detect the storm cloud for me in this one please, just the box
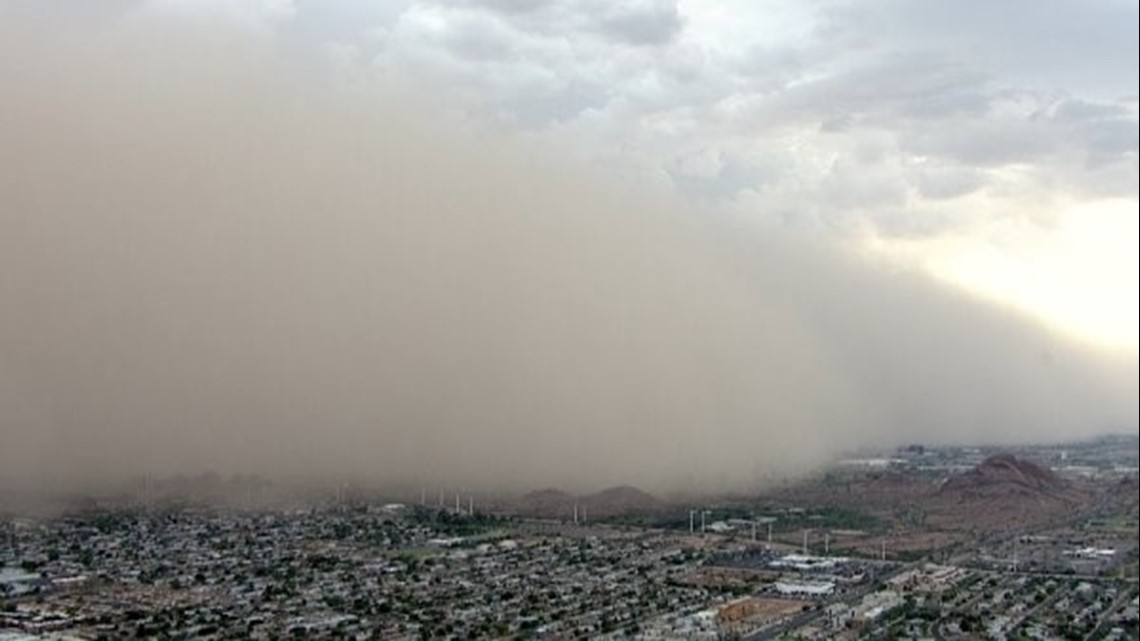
[0,18,1135,493]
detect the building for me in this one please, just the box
[775,579,835,596]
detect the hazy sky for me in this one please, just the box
[0,2,1136,492]
[126,0,1140,348]
[6,1,1137,346]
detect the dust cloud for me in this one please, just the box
[1,17,1135,494]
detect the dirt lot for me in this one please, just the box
[718,597,809,631]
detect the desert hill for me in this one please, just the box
[580,485,661,518]
[511,485,661,519]
[939,453,1066,499]
[515,488,576,517]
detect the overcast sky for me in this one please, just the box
[0,1,1136,491]
[81,0,1139,348]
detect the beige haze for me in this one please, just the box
[0,20,1135,493]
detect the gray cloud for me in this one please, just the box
[447,0,684,46]
[0,22,1135,494]
[593,0,683,46]
[818,0,1139,97]
[912,166,988,201]
[665,149,781,202]
[314,0,1138,236]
